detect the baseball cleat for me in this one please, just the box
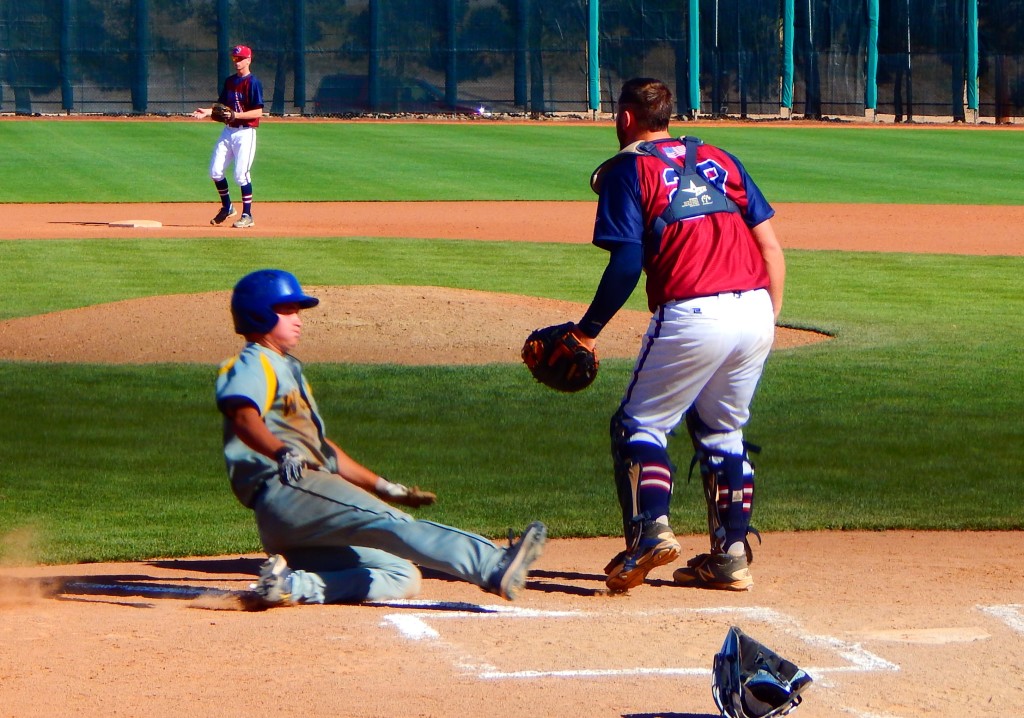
[210,204,237,225]
[253,554,295,606]
[232,213,255,228]
[603,549,628,576]
[488,521,547,601]
[605,521,681,593]
[672,552,753,591]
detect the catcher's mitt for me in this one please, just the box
[712,626,812,718]
[521,322,599,393]
[211,102,235,123]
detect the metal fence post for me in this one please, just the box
[904,0,913,122]
[445,0,457,110]
[515,0,527,107]
[688,0,700,117]
[294,0,306,113]
[588,0,599,114]
[368,0,380,112]
[132,0,149,114]
[966,0,978,121]
[865,0,878,120]
[781,0,794,117]
[61,0,74,112]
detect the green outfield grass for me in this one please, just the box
[0,121,1020,565]
[0,120,1022,203]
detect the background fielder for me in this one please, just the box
[192,44,263,229]
[574,77,786,593]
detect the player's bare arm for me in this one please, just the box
[751,219,786,320]
[324,438,380,492]
[231,107,263,121]
[223,400,288,458]
[326,438,437,507]
[191,106,261,120]
[222,402,382,494]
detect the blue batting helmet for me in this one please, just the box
[230,269,319,335]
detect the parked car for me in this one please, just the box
[312,74,489,115]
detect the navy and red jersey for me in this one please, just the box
[593,138,774,310]
[218,73,264,128]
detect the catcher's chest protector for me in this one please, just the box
[639,136,740,241]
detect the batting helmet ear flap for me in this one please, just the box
[231,269,319,335]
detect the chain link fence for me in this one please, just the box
[1,0,1021,121]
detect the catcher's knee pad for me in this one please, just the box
[610,409,674,544]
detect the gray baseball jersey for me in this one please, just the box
[216,342,509,603]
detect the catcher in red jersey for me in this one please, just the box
[574,78,786,593]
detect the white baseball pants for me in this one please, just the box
[620,288,775,454]
[209,125,256,186]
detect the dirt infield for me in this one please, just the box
[3,201,1024,256]
[1,533,1021,718]
[0,201,1021,718]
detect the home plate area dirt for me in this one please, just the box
[0,201,1021,718]
[0,532,1021,718]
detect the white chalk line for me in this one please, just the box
[979,604,1024,633]
[376,600,898,680]
[65,586,1011,685]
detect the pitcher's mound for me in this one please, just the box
[0,285,829,365]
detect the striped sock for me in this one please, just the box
[240,183,253,215]
[636,461,673,521]
[214,178,231,208]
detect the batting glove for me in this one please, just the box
[276,447,305,486]
[375,477,437,508]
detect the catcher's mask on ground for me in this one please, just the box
[711,626,812,718]
[231,269,319,335]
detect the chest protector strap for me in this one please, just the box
[640,136,739,241]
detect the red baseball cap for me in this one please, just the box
[231,45,252,59]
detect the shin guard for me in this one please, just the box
[610,410,675,548]
[686,408,760,560]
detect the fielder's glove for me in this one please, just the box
[211,102,235,123]
[276,447,304,486]
[521,322,599,393]
[375,477,437,508]
[712,626,812,718]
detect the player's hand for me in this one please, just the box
[191,108,211,119]
[375,477,437,508]
[276,447,304,486]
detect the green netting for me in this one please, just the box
[701,0,783,116]
[798,0,869,117]
[0,0,1020,119]
[978,0,1024,121]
